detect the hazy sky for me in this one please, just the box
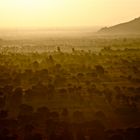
[0,0,139,28]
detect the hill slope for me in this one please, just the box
[98,17,140,34]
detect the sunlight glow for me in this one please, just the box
[0,0,139,28]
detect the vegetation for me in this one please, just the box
[0,37,140,139]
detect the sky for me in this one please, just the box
[0,0,139,28]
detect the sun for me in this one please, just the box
[15,0,61,9]
[16,0,39,9]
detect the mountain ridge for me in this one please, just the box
[98,17,140,34]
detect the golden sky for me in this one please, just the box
[0,0,139,28]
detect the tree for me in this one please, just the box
[95,65,105,75]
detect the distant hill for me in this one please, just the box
[98,17,140,35]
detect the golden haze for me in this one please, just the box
[0,0,139,28]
